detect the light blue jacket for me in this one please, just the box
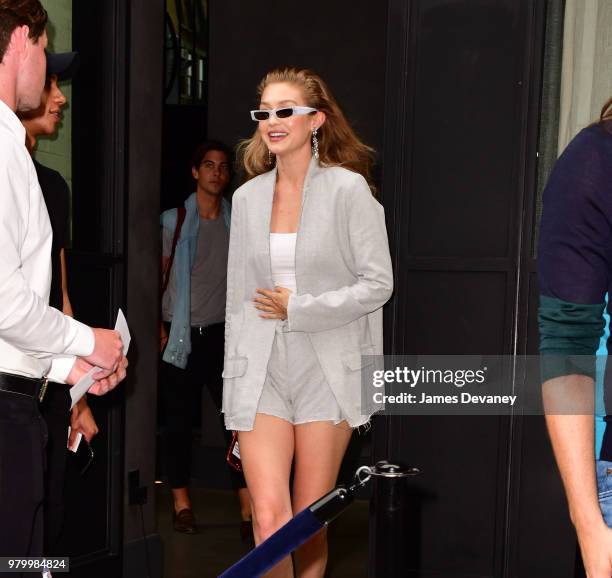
[161,192,231,368]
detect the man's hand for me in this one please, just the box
[84,328,123,370]
[88,355,128,395]
[65,355,128,395]
[575,521,612,578]
[253,287,291,320]
[69,397,98,446]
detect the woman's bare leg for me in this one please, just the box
[239,413,295,578]
[292,421,352,578]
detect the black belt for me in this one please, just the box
[191,322,224,336]
[0,372,48,402]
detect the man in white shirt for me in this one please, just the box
[0,0,127,561]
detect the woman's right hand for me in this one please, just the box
[253,286,291,320]
[160,322,169,352]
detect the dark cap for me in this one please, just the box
[45,51,79,81]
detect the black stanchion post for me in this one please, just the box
[369,460,420,578]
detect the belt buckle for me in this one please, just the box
[38,377,49,402]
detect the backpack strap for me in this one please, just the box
[161,206,186,296]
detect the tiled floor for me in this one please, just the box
[156,484,368,578]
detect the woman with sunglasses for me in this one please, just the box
[223,67,393,577]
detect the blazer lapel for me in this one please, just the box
[249,168,277,282]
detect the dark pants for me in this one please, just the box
[39,385,71,555]
[160,322,245,490]
[0,389,46,565]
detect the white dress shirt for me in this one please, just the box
[0,99,94,382]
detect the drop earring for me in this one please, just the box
[312,127,319,160]
[268,149,273,165]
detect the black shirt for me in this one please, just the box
[34,160,70,311]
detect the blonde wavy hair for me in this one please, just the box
[237,67,376,192]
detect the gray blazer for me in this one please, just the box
[222,158,393,430]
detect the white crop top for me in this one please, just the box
[269,233,297,294]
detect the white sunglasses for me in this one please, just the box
[250,106,318,122]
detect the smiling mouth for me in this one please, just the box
[268,132,288,142]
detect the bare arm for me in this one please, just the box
[69,396,99,446]
[544,376,612,577]
[60,249,74,318]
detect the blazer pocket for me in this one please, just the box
[222,357,248,378]
[341,346,376,371]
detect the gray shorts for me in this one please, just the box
[256,323,346,425]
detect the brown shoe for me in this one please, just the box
[173,508,197,534]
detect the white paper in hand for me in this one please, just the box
[69,309,131,409]
[115,309,131,352]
